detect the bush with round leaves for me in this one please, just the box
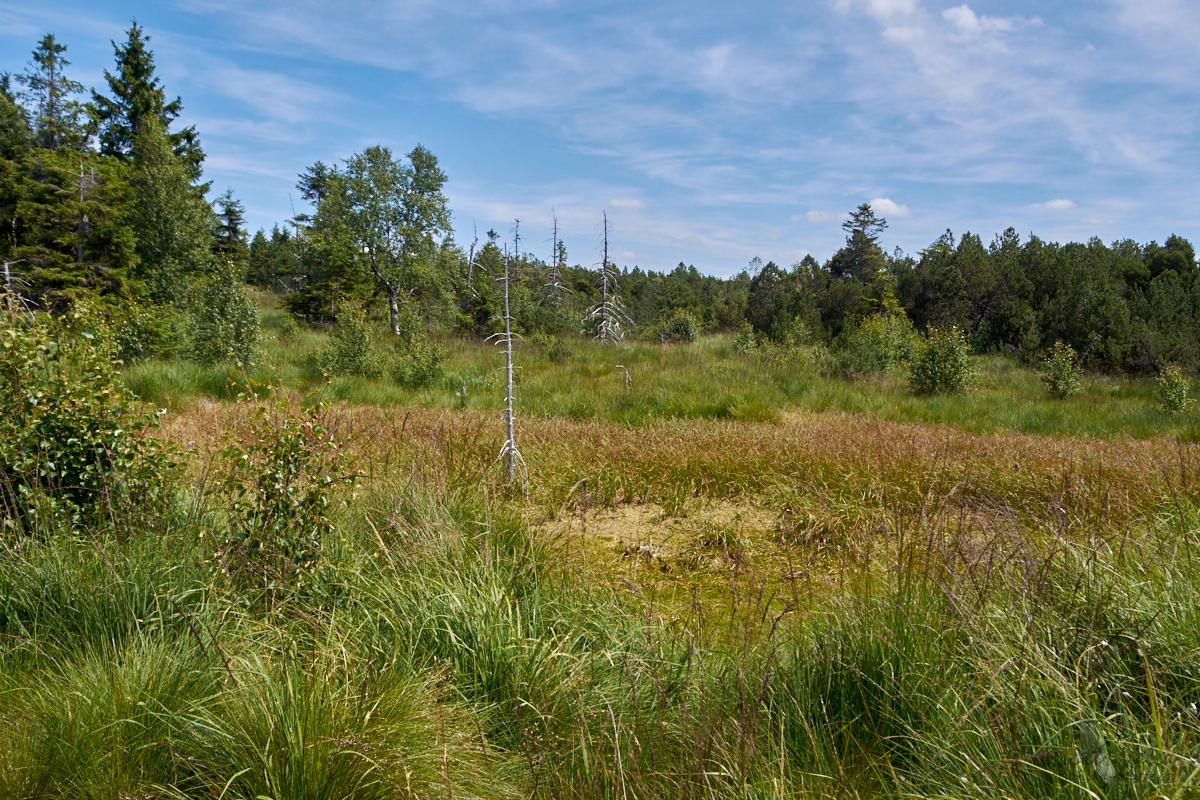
[191,268,260,366]
[320,306,383,379]
[908,325,975,395]
[838,312,919,377]
[0,307,177,534]
[733,321,758,354]
[390,304,443,389]
[1039,340,1082,399]
[658,309,699,344]
[111,302,187,364]
[1156,365,1193,415]
[212,398,355,606]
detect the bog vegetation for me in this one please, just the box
[1,25,1200,800]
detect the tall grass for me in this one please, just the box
[7,300,1200,797]
[4,404,1199,797]
[123,298,1198,438]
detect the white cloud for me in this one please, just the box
[610,198,645,209]
[1033,199,1075,210]
[803,210,833,222]
[837,0,918,23]
[941,5,1036,37]
[1081,216,1116,226]
[869,197,911,217]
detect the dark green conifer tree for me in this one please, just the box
[90,22,205,180]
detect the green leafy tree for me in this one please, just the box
[0,307,176,533]
[838,311,919,377]
[1039,341,1082,399]
[343,144,452,336]
[15,34,87,150]
[126,116,213,303]
[214,400,353,603]
[89,22,204,179]
[320,304,382,378]
[1156,365,1193,414]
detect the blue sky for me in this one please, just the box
[3,0,1198,276]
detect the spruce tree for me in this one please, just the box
[90,22,205,179]
[213,188,248,266]
[16,34,86,149]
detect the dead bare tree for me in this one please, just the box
[542,208,573,306]
[584,211,630,342]
[491,245,527,485]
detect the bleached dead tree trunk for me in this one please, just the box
[493,245,526,485]
[542,209,573,306]
[585,211,630,342]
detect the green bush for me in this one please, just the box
[320,306,383,378]
[212,400,354,603]
[271,312,300,340]
[838,312,919,377]
[191,269,260,366]
[733,321,757,353]
[392,337,443,388]
[1156,365,1193,414]
[908,325,975,395]
[658,309,699,344]
[1039,340,1082,399]
[111,303,186,364]
[0,308,176,533]
[533,332,571,363]
[390,304,443,388]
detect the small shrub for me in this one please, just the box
[191,268,260,366]
[533,332,571,363]
[838,312,919,377]
[0,308,176,534]
[392,337,443,388]
[1156,365,1193,414]
[390,304,443,388]
[1040,340,1082,399]
[212,399,354,604]
[733,321,757,353]
[272,313,299,340]
[320,306,382,378]
[908,325,975,395]
[658,309,699,344]
[111,303,186,364]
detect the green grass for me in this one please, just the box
[3,452,1199,798]
[121,299,1198,439]
[5,297,1199,797]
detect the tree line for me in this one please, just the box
[3,27,1198,375]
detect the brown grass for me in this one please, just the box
[158,400,1198,621]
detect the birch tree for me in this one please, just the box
[343,144,451,336]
